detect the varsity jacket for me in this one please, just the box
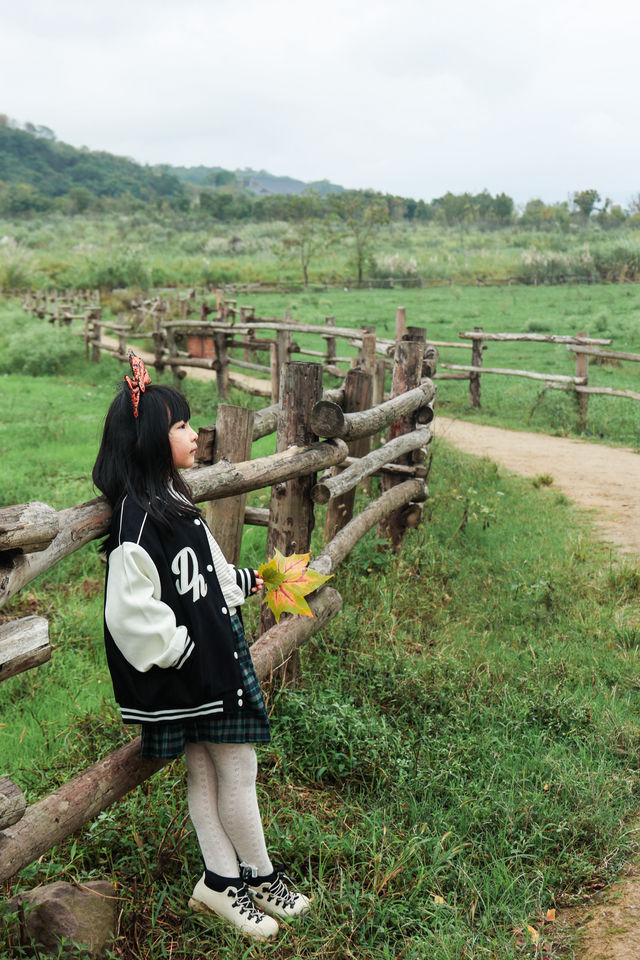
[103,495,256,724]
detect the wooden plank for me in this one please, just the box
[0,616,50,682]
[0,503,59,555]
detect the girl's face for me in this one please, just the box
[169,420,198,470]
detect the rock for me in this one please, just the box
[7,880,116,958]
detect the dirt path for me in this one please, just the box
[436,416,640,959]
[436,417,640,558]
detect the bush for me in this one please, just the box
[0,325,84,376]
[0,237,35,290]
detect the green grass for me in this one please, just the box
[2,299,640,957]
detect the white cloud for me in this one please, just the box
[1,0,639,203]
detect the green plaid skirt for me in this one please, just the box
[140,613,270,758]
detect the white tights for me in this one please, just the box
[185,741,273,879]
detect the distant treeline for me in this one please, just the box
[1,118,638,232]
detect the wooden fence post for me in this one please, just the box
[152,310,165,374]
[325,317,336,368]
[90,308,102,364]
[324,367,373,542]
[204,405,255,565]
[214,332,229,399]
[395,306,407,341]
[575,329,589,431]
[261,362,324,678]
[469,326,483,407]
[379,330,427,549]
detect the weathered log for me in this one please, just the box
[252,403,279,440]
[244,506,270,526]
[250,586,342,679]
[0,586,341,882]
[187,438,348,504]
[313,427,432,504]
[469,326,483,408]
[229,357,271,374]
[0,502,59,555]
[312,479,428,576]
[440,364,587,384]
[324,367,373,541]
[261,363,323,652]
[545,382,640,401]
[204,405,254,565]
[0,499,110,611]
[0,616,50,682]
[567,345,640,363]
[381,336,427,547]
[311,380,435,440]
[459,331,612,345]
[0,778,27,830]
[195,424,216,463]
[575,329,590,430]
[0,440,348,609]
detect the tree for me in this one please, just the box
[281,193,333,288]
[329,190,389,286]
[572,189,601,219]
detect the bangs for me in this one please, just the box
[158,386,191,426]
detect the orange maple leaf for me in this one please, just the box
[258,549,332,623]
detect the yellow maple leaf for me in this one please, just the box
[258,549,332,623]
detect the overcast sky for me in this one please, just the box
[2,0,638,207]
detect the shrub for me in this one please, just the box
[0,325,84,376]
[0,237,35,290]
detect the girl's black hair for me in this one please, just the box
[92,382,199,530]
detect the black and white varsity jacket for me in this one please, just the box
[103,495,256,724]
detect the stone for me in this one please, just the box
[6,880,116,958]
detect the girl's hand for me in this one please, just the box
[251,573,264,594]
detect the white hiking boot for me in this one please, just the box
[189,874,279,939]
[248,871,311,920]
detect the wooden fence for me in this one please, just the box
[0,334,435,885]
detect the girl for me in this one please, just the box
[92,354,309,940]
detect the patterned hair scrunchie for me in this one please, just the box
[125,352,152,418]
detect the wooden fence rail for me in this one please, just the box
[0,346,435,883]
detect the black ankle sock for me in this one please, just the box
[249,868,277,886]
[203,869,242,892]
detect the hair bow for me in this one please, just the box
[125,352,152,418]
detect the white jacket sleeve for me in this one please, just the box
[105,542,193,673]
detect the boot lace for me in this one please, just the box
[229,884,268,922]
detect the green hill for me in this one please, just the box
[0,118,186,211]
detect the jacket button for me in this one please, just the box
[194,518,201,525]
[234,652,239,659]
[237,689,243,696]
[221,606,228,615]
[238,699,243,707]
[207,564,213,572]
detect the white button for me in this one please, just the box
[238,699,243,707]
[207,564,213,572]
[221,606,227,615]
[237,689,243,696]
[234,652,239,659]
[194,518,201,525]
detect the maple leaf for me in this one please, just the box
[257,549,332,623]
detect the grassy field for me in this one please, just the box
[2,296,640,958]
[2,213,640,291]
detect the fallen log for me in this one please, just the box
[311,381,435,440]
[0,503,59,555]
[0,587,342,882]
[312,427,432,504]
[0,616,51,682]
